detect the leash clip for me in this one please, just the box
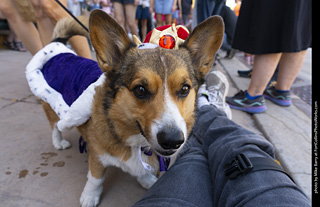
[224,153,253,179]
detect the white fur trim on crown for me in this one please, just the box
[137,43,159,50]
[26,42,105,132]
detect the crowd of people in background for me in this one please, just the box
[0,0,250,59]
[0,0,197,52]
[0,0,311,115]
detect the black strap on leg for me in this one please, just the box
[224,153,295,183]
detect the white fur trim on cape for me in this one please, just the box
[26,42,105,132]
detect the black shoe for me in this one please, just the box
[237,69,252,78]
[226,90,267,113]
[264,86,291,107]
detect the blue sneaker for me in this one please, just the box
[264,86,291,106]
[226,90,267,113]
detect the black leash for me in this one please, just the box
[54,0,89,33]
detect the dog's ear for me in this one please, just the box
[89,10,134,72]
[182,16,224,83]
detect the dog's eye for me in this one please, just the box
[133,85,150,99]
[178,84,190,97]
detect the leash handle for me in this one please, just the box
[54,0,89,33]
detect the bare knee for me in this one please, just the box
[0,0,19,20]
[31,0,67,22]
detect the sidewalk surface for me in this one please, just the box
[0,48,312,206]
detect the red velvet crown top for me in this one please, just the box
[143,24,189,49]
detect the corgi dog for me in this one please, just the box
[26,10,223,207]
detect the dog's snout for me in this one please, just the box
[157,128,184,150]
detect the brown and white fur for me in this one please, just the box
[43,10,224,207]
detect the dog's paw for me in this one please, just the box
[52,124,72,150]
[137,173,158,189]
[80,193,100,207]
[53,138,71,150]
[80,172,104,207]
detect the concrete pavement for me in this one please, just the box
[0,47,312,206]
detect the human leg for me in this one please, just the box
[198,74,306,206]
[10,28,27,52]
[0,0,42,55]
[155,13,163,27]
[3,29,16,50]
[164,14,172,25]
[141,19,148,41]
[113,2,126,29]
[247,53,281,96]
[226,53,281,113]
[276,50,308,91]
[194,105,310,206]
[124,3,138,36]
[31,0,60,45]
[131,136,213,207]
[31,0,91,58]
[263,50,307,107]
[68,36,92,59]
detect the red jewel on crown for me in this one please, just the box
[159,35,175,49]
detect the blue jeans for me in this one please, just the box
[132,105,311,207]
[196,0,225,24]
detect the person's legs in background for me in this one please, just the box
[276,50,308,91]
[124,3,138,37]
[113,2,126,29]
[31,0,91,58]
[0,0,42,55]
[263,50,308,106]
[155,13,163,27]
[164,14,172,25]
[247,53,281,96]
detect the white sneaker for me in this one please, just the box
[200,70,232,119]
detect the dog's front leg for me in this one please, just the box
[80,154,106,207]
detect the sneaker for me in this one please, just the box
[204,70,232,119]
[226,90,267,113]
[264,86,291,106]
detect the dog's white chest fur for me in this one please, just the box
[97,136,158,190]
[98,149,148,177]
[98,134,157,177]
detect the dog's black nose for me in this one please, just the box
[157,128,184,150]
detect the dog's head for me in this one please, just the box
[89,10,224,156]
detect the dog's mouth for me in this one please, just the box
[136,120,185,157]
[154,148,177,157]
